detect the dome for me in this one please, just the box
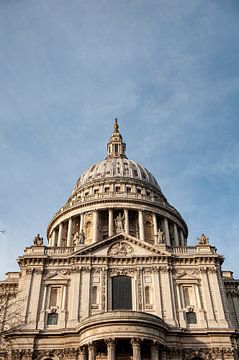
[73,118,161,193]
[74,158,161,191]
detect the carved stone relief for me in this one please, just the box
[108,242,134,256]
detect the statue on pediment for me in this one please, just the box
[74,230,85,246]
[156,229,164,244]
[114,213,125,233]
[197,233,209,245]
[33,234,43,246]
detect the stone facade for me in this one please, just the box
[0,119,238,359]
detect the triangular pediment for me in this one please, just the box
[174,271,199,281]
[72,232,171,257]
[44,272,68,282]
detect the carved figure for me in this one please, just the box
[33,233,43,246]
[73,231,79,245]
[79,230,85,244]
[73,229,85,246]
[156,229,164,243]
[197,233,209,245]
[108,241,134,256]
[114,213,125,233]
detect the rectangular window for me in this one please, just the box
[112,276,132,310]
[186,311,197,324]
[49,287,58,307]
[183,287,191,307]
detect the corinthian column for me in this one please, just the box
[57,223,63,247]
[80,213,84,232]
[138,210,145,241]
[92,210,99,243]
[131,338,141,360]
[173,223,179,246]
[79,346,87,360]
[153,213,158,244]
[88,343,96,360]
[67,218,73,247]
[124,208,129,234]
[106,338,115,360]
[109,209,114,236]
[151,342,159,360]
[50,229,56,247]
[163,218,170,246]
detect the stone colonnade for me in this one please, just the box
[78,338,164,360]
[49,208,185,247]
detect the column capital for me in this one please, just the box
[105,337,115,346]
[131,337,142,347]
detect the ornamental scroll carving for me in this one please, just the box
[108,242,134,256]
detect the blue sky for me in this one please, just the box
[0,0,239,278]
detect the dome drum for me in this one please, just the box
[47,122,188,248]
[48,206,187,248]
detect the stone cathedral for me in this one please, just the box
[0,120,239,360]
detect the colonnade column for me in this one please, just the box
[80,213,84,233]
[179,229,184,246]
[79,346,87,360]
[151,342,159,360]
[124,208,129,234]
[109,209,114,237]
[138,210,145,241]
[163,218,170,246]
[173,223,179,246]
[153,213,158,244]
[67,218,73,247]
[50,230,56,247]
[106,339,115,360]
[93,211,99,243]
[131,338,141,360]
[88,343,96,360]
[57,223,63,247]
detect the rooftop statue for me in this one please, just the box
[197,233,209,245]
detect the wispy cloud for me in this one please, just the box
[0,0,239,277]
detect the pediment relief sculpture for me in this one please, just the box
[108,241,134,256]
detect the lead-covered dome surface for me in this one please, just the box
[74,157,161,190]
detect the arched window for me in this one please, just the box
[92,286,98,305]
[112,276,132,310]
[145,286,151,305]
[47,312,58,325]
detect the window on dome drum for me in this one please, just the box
[186,311,197,324]
[112,276,132,310]
[126,186,131,193]
[47,312,58,325]
[115,186,121,192]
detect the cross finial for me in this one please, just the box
[114,118,119,133]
